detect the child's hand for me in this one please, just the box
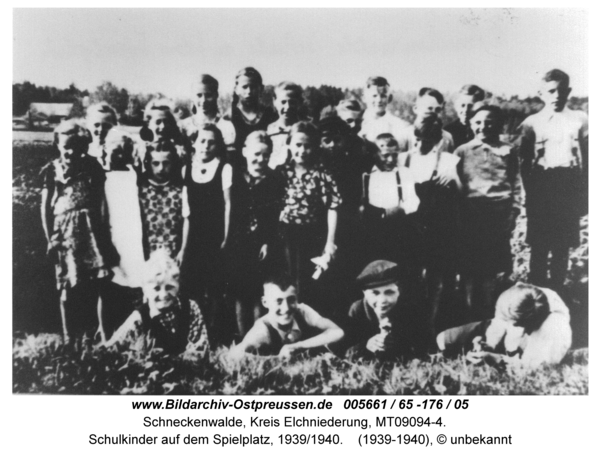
[279,343,300,359]
[323,241,337,259]
[366,334,386,353]
[176,250,185,266]
[220,239,228,250]
[434,170,455,187]
[258,244,268,261]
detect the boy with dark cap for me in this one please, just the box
[343,260,416,360]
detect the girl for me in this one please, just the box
[228,131,285,337]
[278,121,341,313]
[398,116,462,348]
[455,105,522,320]
[100,128,146,341]
[40,119,112,344]
[139,139,184,261]
[229,67,277,159]
[180,123,233,345]
[140,100,186,164]
[85,102,117,169]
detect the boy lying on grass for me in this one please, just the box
[436,282,572,369]
[228,273,344,359]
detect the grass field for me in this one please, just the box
[12,140,589,395]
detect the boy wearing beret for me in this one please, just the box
[343,260,416,360]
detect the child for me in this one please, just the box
[344,260,416,360]
[106,249,209,355]
[455,105,522,319]
[396,87,455,153]
[277,121,341,311]
[358,76,409,144]
[40,119,112,343]
[180,123,233,345]
[267,81,304,168]
[229,273,343,358]
[437,282,572,369]
[336,99,364,135]
[85,102,118,169]
[180,74,236,162]
[519,69,588,293]
[139,139,184,261]
[140,101,186,161]
[445,84,486,148]
[360,133,419,270]
[398,116,461,348]
[228,67,277,154]
[228,131,285,337]
[99,128,146,341]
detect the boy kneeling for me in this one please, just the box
[230,273,344,358]
[344,260,416,360]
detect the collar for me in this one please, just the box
[370,164,398,173]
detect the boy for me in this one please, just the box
[358,76,410,144]
[336,99,364,135]
[344,260,416,359]
[396,87,455,153]
[360,134,419,268]
[85,102,118,169]
[445,84,486,148]
[229,273,344,358]
[180,74,236,161]
[519,69,588,292]
[267,81,304,168]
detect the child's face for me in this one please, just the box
[414,95,444,123]
[86,112,114,144]
[289,132,315,166]
[56,125,87,166]
[273,89,300,121]
[454,94,478,125]
[194,84,219,116]
[149,151,173,183]
[320,132,346,156]
[364,85,390,115]
[148,110,169,141]
[539,80,571,112]
[144,274,180,316]
[338,110,362,133]
[375,140,399,171]
[470,110,501,142]
[243,142,271,175]
[106,138,133,170]
[235,75,261,107]
[364,283,400,320]
[193,129,219,163]
[262,284,298,328]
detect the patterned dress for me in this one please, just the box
[139,178,184,259]
[41,157,111,291]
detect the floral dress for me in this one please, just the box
[41,157,111,291]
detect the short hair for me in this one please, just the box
[471,104,504,123]
[274,81,303,101]
[542,69,570,88]
[336,99,364,115]
[418,87,445,105]
[458,84,486,103]
[286,121,319,145]
[495,283,550,328]
[143,248,180,285]
[264,272,296,292]
[86,102,118,125]
[194,74,219,93]
[318,115,351,136]
[366,76,390,89]
[104,128,136,164]
[414,116,443,143]
[375,132,399,149]
[244,130,273,150]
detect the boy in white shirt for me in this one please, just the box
[267,81,304,168]
[519,69,588,292]
[358,76,410,145]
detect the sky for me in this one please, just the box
[13,8,588,100]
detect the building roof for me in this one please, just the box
[29,103,73,118]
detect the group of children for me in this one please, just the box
[40,67,585,367]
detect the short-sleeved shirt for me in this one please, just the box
[279,163,342,225]
[267,121,292,169]
[241,304,329,355]
[519,107,588,169]
[396,125,455,153]
[366,165,420,214]
[398,145,460,184]
[359,110,410,144]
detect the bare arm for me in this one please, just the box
[41,188,53,246]
[324,209,338,255]
[221,186,231,249]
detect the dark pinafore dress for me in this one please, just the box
[181,161,226,300]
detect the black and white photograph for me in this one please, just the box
[12,7,588,396]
